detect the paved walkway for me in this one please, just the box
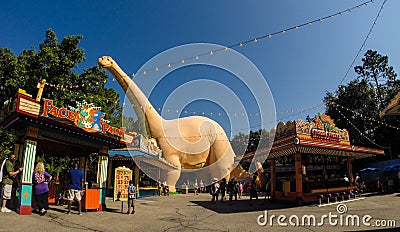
[0,193,399,231]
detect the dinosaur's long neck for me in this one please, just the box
[106,62,163,138]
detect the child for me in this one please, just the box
[127,180,136,214]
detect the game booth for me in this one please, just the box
[242,114,384,203]
[0,85,136,215]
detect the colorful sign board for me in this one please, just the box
[113,166,132,202]
[41,99,126,139]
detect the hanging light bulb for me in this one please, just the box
[253,38,257,42]
[195,56,199,60]
[181,59,185,64]
[155,67,159,71]
[210,51,213,55]
[168,64,171,68]
[239,43,243,47]
[268,35,272,38]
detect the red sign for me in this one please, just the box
[311,128,341,142]
[41,99,125,139]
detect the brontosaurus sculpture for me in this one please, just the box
[99,56,239,188]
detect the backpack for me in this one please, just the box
[0,158,8,183]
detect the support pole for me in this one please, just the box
[19,127,38,215]
[295,153,303,197]
[134,164,140,198]
[97,146,109,211]
[270,159,276,198]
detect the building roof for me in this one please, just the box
[380,91,400,117]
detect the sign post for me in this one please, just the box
[114,167,132,213]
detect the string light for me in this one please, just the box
[335,107,385,148]
[124,0,373,78]
[337,0,387,86]
[331,102,400,130]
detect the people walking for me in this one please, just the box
[1,154,23,213]
[32,162,52,216]
[126,180,136,214]
[238,182,243,199]
[220,178,227,202]
[199,179,204,193]
[210,178,219,204]
[67,163,84,215]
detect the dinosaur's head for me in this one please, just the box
[98,56,114,68]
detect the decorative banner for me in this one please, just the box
[113,166,132,202]
[40,99,126,139]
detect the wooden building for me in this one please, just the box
[245,114,384,203]
[0,90,129,214]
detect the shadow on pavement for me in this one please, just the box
[190,199,297,214]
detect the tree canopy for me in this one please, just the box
[324,50,400,159]
[0,29,122,160]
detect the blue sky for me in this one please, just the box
[1,0,399,135]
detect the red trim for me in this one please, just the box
[99,204,106,211]
[19,205,32,215]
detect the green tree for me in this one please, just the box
[354,50,398,109]
[324,50,400,158]
[0,29,123,161]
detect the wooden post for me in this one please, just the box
[347,158,354,185]
[270,159,276,197]
[19,127,39,215]
[295,153,303,197]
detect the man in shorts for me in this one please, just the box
[67,163,84,215]
[1,154,23,213]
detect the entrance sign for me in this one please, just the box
[41,99,126,139]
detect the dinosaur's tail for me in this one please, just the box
[230,163,254,179]
[230,162,269,191]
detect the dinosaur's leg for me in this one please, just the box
[164,155,181,192]
[208,137,235,182]
[255,161,268,191]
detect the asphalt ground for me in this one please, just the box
[0,192,399,232]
